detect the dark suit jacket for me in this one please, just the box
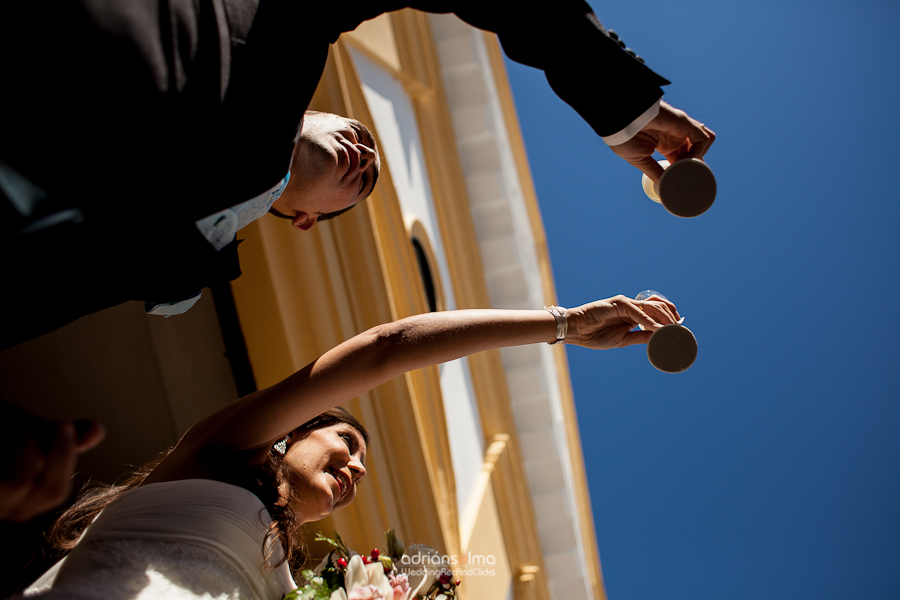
[0,0,668,347]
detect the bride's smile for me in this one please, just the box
[282,423,367,521]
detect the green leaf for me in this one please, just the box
[384,529,405,560]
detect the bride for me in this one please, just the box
[23,295,679,599]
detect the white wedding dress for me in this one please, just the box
[23,479,297,600]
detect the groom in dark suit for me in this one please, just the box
[0,0,714,349]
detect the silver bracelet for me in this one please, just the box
[543,305,568,345]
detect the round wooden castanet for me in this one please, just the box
[658,158,716,218]
[646,324,697,373]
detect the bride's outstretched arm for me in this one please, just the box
[180,295,680,455]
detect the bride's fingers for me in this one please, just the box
[618,328,653,347]
[616,298,663,331]
[644,294,679,314]
[656,296,682,322]
[643,300,678,324]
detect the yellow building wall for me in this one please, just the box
[464,484,512,600]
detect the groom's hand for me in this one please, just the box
[611,101,716,185]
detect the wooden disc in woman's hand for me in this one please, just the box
[647,324,697,373]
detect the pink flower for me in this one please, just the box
[389,573,411,600]
[347,585,383,600]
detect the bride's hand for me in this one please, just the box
[565,295,682,349]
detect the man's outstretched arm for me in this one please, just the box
[410,1,714,179]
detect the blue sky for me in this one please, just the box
[505,1,900,598]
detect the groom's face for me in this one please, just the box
[269,113,380,231]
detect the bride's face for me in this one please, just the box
[282,422,367,522]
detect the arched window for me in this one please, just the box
[405,217,445,313]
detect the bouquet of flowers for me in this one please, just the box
[284,530,460,600]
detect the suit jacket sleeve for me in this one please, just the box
[405,0,671,137]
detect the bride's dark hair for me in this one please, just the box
[49,407,368,571]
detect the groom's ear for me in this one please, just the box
[291,212,317,231]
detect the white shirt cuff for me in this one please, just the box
[601,100,661,146]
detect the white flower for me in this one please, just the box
[313,554,332,575]
[343,555,393,600]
